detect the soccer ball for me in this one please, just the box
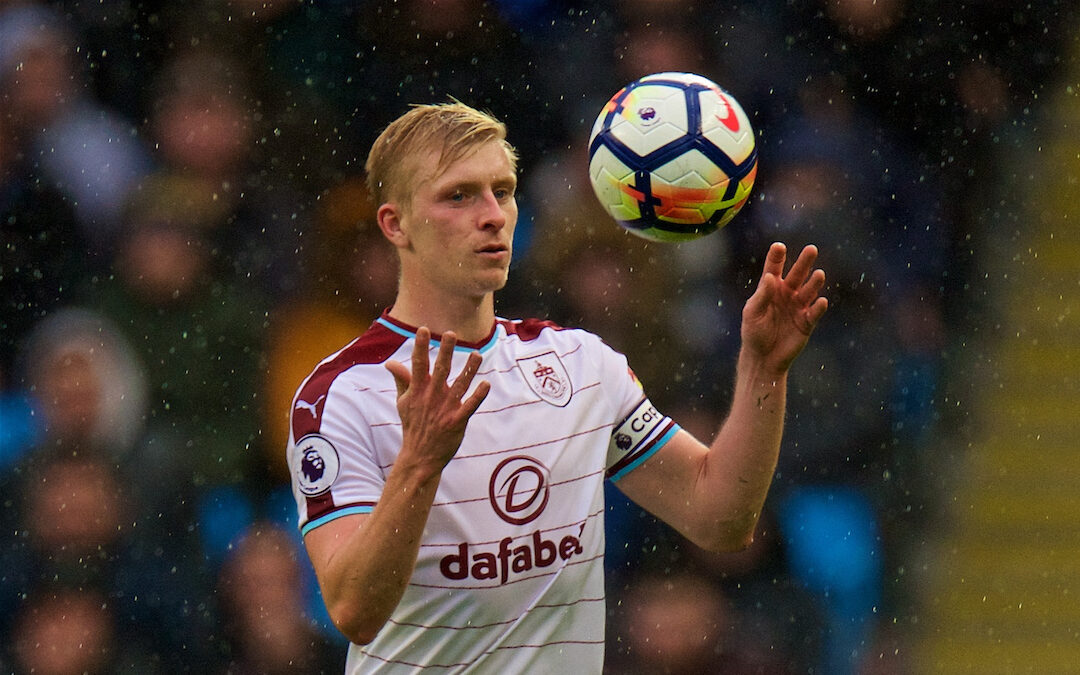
[588,72,757,242]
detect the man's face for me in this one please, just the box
[397,140,518,299]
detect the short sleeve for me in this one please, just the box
[287,370,392,535]
[591,338,680,481]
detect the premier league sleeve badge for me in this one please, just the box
[293,434,341,496]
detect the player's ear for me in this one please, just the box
[376,202,409,248]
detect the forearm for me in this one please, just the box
[308,329,490,644]
[695,349,787,549]
[622,243,824,552]
[316,461,441,644]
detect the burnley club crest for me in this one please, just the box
[517,351,573,407]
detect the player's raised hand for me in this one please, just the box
[741,242,828,374]
[385,328,490,474]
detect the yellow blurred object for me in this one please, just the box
[263,301,370,483]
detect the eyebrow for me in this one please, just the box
[439,174,518,193]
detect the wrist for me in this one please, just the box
[733,351,788,417]
[389,448,445,494]
[737,348,791,383]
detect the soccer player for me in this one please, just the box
[287,101,828,673]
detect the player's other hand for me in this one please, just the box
[741,242,828,374]
[385,328,490,475]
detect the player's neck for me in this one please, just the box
[388,287,496,344]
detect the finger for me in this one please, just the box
[412,327,432,384]
[806,296,829,327]
[385,360,411,398]
[784,244,819,290]
[459,380,491,417]
[431,331,457,384]
[761,242,787,280]
[797,268,827,305]
[449,350,483,398]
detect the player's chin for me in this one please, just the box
[472,268,510,294]
[490,270,511,291]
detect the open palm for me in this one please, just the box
[741,242,829,374]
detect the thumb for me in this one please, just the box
[385,360,411,398]
[746,272,777,319]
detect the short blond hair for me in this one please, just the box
[364,101,518,207]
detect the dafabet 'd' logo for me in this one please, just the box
[439,455,584,583]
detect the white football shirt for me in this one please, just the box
[287,312,678,673]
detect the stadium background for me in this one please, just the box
[2,0,1078,672]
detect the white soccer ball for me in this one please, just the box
[588,72,758,242]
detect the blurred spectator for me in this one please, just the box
[607,569,787,674]
[0,2,152,247]
[20,454,129,581]
[149,50,252,188]
[0,448,218,671]
[692,511,826,672]
[824,0,904,43]
[216,521,344,674]
[0,306,147,498]
[138,46,312,305]
[16,308,148,458]
[9,585,125,675]
[90,182,267,493]
[0,307,220,669]
[614,0,714,81]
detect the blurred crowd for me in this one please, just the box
[1,0,1074,672]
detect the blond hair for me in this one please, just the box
[365,101,518,207]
